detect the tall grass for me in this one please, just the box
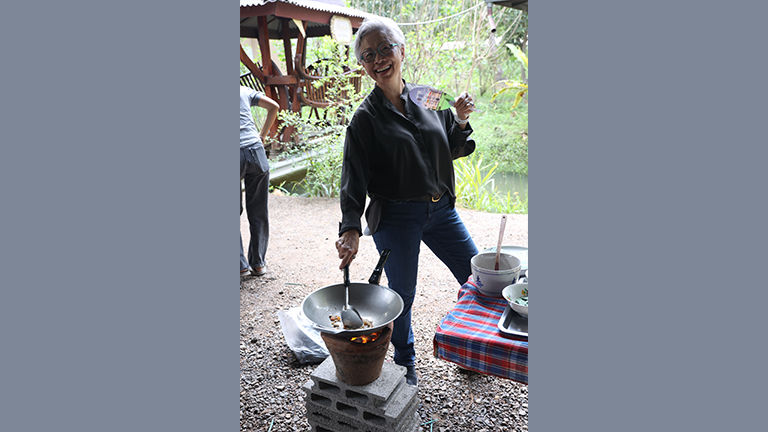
[453,153,527,214]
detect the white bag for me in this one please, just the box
[276,307,329,364]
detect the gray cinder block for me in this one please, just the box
[306,398,418,431]
[303,357,421,432]
[309,357,406,405]
[307,406,420,432]
[303,378,418,421]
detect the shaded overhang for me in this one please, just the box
[240,0,376,39]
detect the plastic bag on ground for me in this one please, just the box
[277,307,329,364]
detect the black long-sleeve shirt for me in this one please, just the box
[339,82,475,236]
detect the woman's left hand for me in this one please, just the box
[454,92,475,122]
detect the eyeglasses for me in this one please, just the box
[359,42,399,64]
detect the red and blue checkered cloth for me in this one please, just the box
[433,281,528,384]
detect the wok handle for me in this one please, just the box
[368,249,391,285]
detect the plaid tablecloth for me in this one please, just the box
[433,281,528,384]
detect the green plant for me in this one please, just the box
[467,94,528,176]
[482,111,528,175]
[453,153,527,214]
[454,153,497,204]
[492,43,528,109]
[302,137,345,197]
[275,112,345,197]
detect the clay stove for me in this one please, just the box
[320,324,392,386]
[303,323,419,432]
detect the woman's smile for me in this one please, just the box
[359,31,403,90]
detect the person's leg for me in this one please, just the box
[245,171,269,269]
[243,146,270,270]
[240,149,251,275]
[372,201,426,368]
[240,236,250,273]
[422,197,478,285]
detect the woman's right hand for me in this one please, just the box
[335,230,360,269]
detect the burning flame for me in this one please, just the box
[350,331,381,344]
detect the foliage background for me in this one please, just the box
[243,1,528,213]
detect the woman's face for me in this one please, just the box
[358,31,404,89]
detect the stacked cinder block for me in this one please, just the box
[302,357,420,432]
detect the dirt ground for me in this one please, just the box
[240,192,528,432]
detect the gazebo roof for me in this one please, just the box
[240,0,376,39]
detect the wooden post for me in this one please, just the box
[257,16,274,101]
[256,16,283,142]
[282,19,294,77]
[296,27,306,71]
[240,44,266,83]
[294,20,307,122]
[280,19,298,142]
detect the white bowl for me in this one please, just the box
[471,252,521,297]
[503,283,528,318]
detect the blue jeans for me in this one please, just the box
[372,195,478,367]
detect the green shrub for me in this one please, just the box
[300,137,344,198]
[469,99,528,176]
[453,153,527,214]
[485,127,528,176]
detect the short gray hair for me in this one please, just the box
[353,17,406,61]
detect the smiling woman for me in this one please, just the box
[351,19,407,111]
[334,16,482,387]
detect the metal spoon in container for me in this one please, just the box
[340,265,364,329]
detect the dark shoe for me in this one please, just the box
[240,269,253,280]
[405,365,418,386]
[253,265,267,276]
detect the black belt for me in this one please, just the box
[387,192,445,203]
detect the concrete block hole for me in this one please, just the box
[363,411,386,425]
[336,401,359,416]
[344,389,369,403]
[317,381,340,393]
[310,393,332,406]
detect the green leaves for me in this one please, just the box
[491,80,528,108]
[453,153,527,214]
[491,44,528,109]
[506,43,528,69]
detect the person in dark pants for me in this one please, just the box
[240,85,278,279]
[334,18,479,386]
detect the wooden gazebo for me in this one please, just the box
[240,0,378,145]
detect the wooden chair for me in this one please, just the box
[295,55,363,123]
[240,71,266,93]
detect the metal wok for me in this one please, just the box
[302,250,404,336]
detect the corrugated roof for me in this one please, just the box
[240,0,374,20]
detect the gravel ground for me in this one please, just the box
[240,193,528,432]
